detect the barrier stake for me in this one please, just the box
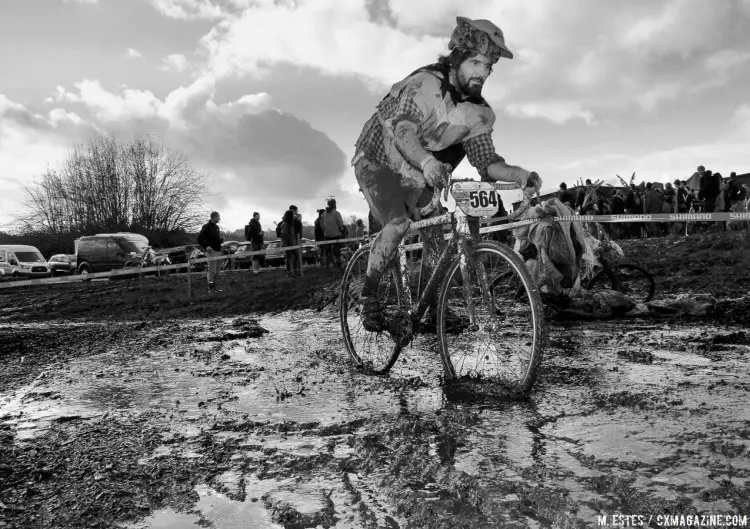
[186,249,192,302]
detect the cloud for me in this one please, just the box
[146,0,224,19]
[506,101,595,125]
[55,80,162,122]
[160,53,190,72]
[190,0,750,127]
[62,0,99,3]
[125,48,143,59]
[2,77,347,229]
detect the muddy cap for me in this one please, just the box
[449,16,513,62]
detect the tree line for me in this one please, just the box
[2,134,207,256]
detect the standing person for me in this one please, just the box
[197,211,224,292]
[247,212,264,275]
[673,180,688,235]
[699,169,719,212]
[314,209,325,266]
[280,209,302,277]
[557,182,574,209]
[643,182,662,237]
[322,198,344,268]
[352,15,541,330]
[610,189,625,239]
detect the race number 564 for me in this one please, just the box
[469,190,499,208]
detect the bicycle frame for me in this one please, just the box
[391,206,489,330]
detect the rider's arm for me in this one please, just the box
[390,73,442,170]
[464,132,534,188]
[393,121,431,169]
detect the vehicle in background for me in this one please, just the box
[232,242,264,269]
[221,241,241,255]
[122,246,172,277]
[0,245,51,278]
[48,254,77,276]
[75,233,149,275]
[189,246,207,272]
[300,238,321,265]
[263,240,285,267]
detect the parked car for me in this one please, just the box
[75,232,149,275]
[48,254,77,275]
[263,240,286,267]
[0,245,51,278]
[300,238,321,265]
[232,242,267,269]
[221,241,241,255]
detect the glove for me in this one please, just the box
[526,171,542,191]
[421,156,450,189]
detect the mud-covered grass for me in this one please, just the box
[1,231,750,528]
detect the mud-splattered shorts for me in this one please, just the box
[354,155,432,225]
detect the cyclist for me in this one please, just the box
[352,16,542,331]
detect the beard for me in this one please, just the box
[457,71,485,98]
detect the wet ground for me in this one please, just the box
[1,231,750,528]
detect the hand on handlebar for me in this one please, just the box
[422,158,450,190]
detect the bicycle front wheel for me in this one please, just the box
[340,245,405,375]
[586,263,655,303]
[437,241,545,396]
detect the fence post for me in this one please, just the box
[297,235,304,277]
[186,249,192,302]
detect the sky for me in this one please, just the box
[1,0,749,232]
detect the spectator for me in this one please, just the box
[579,179,598,215]
[352,219,365,248]
[197,211,224,292]
[699,169,719,212]
[574,179,590,212]
[675,180,688,213]
[610,189,626,239]
[314,209,325,242]
[280,209,302,277]
[322,198,345,268]
[558,182,574,208]
[246,212,264,275]
[643,182,662,237]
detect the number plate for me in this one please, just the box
[451,182,500,216]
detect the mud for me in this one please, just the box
[1,232,750,528]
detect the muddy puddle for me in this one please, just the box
[2,311,749,528]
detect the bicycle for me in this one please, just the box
[339,178,546,396]
[584,239,655,303]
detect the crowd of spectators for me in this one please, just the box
[555,166,749,239]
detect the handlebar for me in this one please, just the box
[418,174,540,218]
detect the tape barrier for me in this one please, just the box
[2,211,748,290]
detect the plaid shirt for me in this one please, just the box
[354,71,504,179]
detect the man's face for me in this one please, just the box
[456,53,493,98]
[212,215,220,224]
[254,213,260,221]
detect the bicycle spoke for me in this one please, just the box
[340,247,404,374]
[438,243,544,395]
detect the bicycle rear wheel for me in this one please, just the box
[340,245,405,375]
[586,263,655,303]
[437,241,545,396]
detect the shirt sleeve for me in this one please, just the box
[463,132,504,180]
[390,73,442,129]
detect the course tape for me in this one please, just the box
[1,211,747,289]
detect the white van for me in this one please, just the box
[0,245,51,278]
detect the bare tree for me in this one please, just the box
[19,134,207,238]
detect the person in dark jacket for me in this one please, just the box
[557,182,574,208]
[314,209,325,242]
[699,169,719,212]
[643,183,662,237]
[197,211,224,292]
[247,212,264,274]
[280,209,302,277]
